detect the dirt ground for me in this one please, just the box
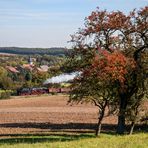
[0,95,147,136]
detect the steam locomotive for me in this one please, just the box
[17,87,70,96]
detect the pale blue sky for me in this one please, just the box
[0,0,147,48]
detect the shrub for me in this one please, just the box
[0,90,12,99]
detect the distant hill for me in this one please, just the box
[0,47,70,56]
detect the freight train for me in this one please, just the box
[17,87,70,96]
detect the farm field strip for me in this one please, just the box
[0,95,102,135]
[0,107,97,113]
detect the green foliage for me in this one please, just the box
[32,71,49,86]
[23,81,33,88]
[0,90,12,99]
[25,72,32,81]
[0,66,14,90]
[0,66,7,77]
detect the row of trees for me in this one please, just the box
[65,6,148,135]
[0,47,67,56]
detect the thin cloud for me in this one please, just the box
[0,9,83,21]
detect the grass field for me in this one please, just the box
[0,133,148,148]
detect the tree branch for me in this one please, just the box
[92,99,102,109]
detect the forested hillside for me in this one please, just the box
[0,47,69,56]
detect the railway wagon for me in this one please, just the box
[48,88,71,94]
[48,88,61,93]
[18,87,70,96]
[60,88,71,93]
[17,87,49,96]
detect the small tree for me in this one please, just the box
[69,70,114,136]
[0,66,13,90]
[25,71,32,81]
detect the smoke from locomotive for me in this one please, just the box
[43,72,80,84]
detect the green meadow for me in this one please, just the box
[0,133,147,148]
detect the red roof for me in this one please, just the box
[6,66,19,73]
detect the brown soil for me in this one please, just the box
[0,95,147,136]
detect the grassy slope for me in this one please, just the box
[0,133,147,148]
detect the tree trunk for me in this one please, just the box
[117,114,125,134]
[95,119,102,136]
[129,121,135,135]
[117,93,127,134]
[93,100,107,136]
[95,107,106,136]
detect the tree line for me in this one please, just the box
[0,47,69,56]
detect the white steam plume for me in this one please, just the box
[43,72,80,84]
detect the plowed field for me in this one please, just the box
[1,95,147,136]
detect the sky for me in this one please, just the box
[0,0,147,48]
